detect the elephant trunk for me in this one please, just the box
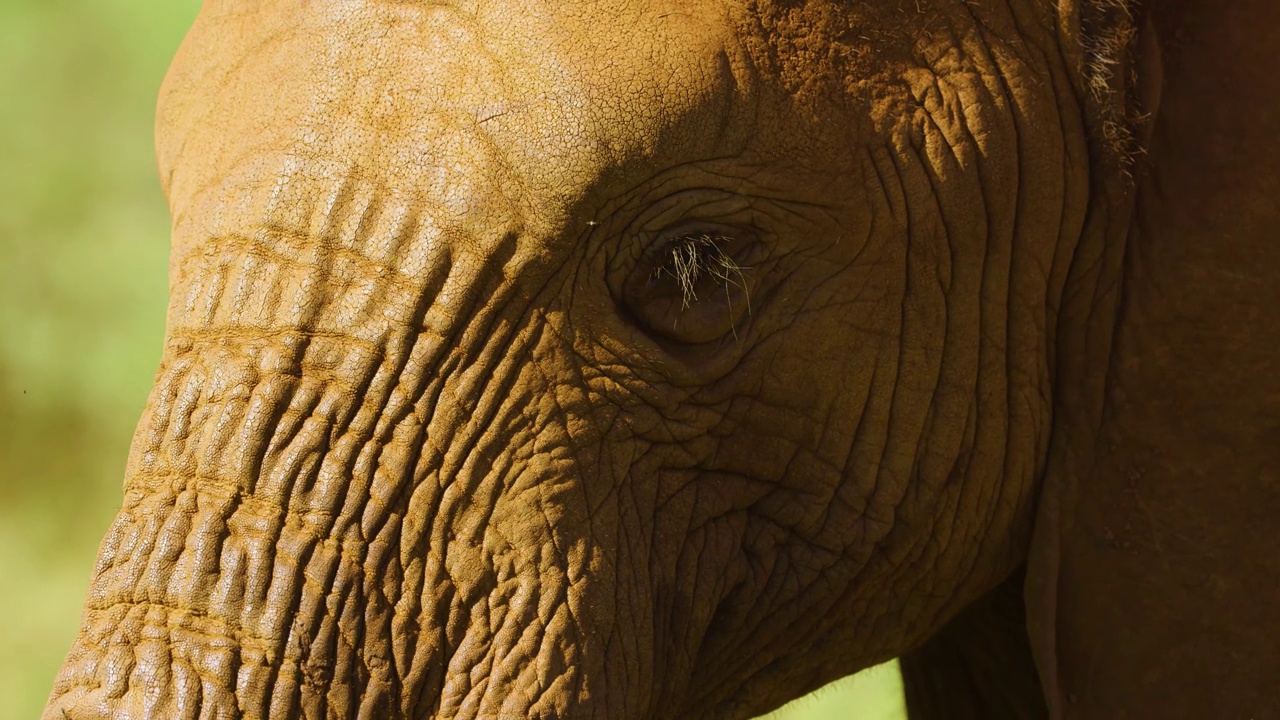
[43,212,631,718]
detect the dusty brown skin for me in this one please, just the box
[44,0,1280,718]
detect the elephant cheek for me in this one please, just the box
[41,236,639,720]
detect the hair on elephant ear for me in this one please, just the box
[1079,0,1145,165]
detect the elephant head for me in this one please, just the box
[45,0,1280,718]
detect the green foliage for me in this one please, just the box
[0,1,904,717]
[0,0,193,715]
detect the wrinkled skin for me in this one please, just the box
[44,0,1280,718]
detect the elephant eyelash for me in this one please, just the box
[649,233,752,311]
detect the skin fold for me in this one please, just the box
[43,0,1280,718]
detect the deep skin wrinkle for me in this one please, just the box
[46,1,1094,718]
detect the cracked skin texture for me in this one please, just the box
[43,0,1280,718]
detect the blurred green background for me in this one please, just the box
[0,1,905,717]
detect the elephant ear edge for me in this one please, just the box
[1027,1,1280,717]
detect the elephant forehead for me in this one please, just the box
[160,0,749,252]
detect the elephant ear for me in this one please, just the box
[1026,1,1280,717]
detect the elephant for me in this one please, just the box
[43,0,1280,717]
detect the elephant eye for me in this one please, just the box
[649,233,744,307]
[622,231,756,345]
